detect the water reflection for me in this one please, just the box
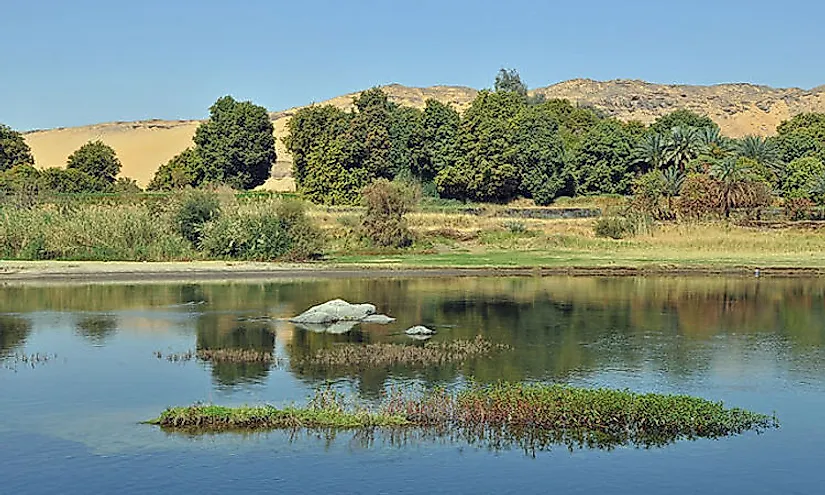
[1,277,825,391]
[75,315,118,344]
[195,316,276,387]
[0,315,32,357]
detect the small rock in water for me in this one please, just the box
[405,325,436,336]
[361,314,396,324]
[290,299,377,324]
[406,334,433,341]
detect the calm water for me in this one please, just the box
[2,276,824,494]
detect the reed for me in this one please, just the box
[154,349,278,364]
[302,336,509,369]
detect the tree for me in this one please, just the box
[284,104,350,188]
[665,126,702,172]
[0,124,34,171]
[710,157,755,218]
[661,166,685,216]
[408,100,460,182]
[284,88,414,205]
[650,109,718,134]
[148,148,204,190]
[494,68,527,97]
[782,156,825,200]
[66,140,121,184]
[571,119,639,195]
[435,90,525,202]
[774,113,825,164]
[388,105,422,177]
[636,133,669,170]
[737,135,782,183]
[194,95,276,189]
[512,103,569,204]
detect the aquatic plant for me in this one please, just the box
[154,348,278,364]
[1,352,57,371]
[148,383,778,451]
[300,335,510,370]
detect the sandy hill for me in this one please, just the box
[22,80,825,189]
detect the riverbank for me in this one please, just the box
[2,258,824,283]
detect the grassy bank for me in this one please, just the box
[149,383,777,449]
[3,192,825,272]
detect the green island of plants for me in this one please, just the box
[148,383,778,450]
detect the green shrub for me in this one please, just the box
[171,189,221,246]
[359,179,415,248]
[593,216,631,239]
[200,199,323,261]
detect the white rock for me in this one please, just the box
[405,325,436,336]
[290,299,376,324]
[361,314,396,324]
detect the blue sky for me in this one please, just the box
[2,0,823,130]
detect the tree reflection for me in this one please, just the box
[0,315,32,356]
[196,315,276,387]
[75,314,118,344]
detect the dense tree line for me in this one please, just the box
[286,70,825,210]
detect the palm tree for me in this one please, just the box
[665,126,702,172]
[710,157,753,218]
[737,135,783,179]
[698,127,735,159]
[636,133,668,170]
[661,166,685,218]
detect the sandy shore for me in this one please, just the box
[1,260,824,284]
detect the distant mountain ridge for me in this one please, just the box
[22,79,825,188]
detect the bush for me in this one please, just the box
[593,216,632,239]
[784,197,814,221]
[39,167,107,193]
[678,173,721,219]
[359,179,414,248]
[171,189,222,246]
[200,199,323,261]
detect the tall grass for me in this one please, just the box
[0,194,323,261]
[0,203,193,260]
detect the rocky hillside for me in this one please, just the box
[22,79,825,189]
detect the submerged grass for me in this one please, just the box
[149,383,777,450]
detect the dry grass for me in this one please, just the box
[302,336,510,370]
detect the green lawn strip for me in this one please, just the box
[329,250,825,270]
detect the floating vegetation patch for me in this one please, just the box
[301,335,510,370]
[154,349,280,364]
[148,383,778,452]
[2,352,58,371]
